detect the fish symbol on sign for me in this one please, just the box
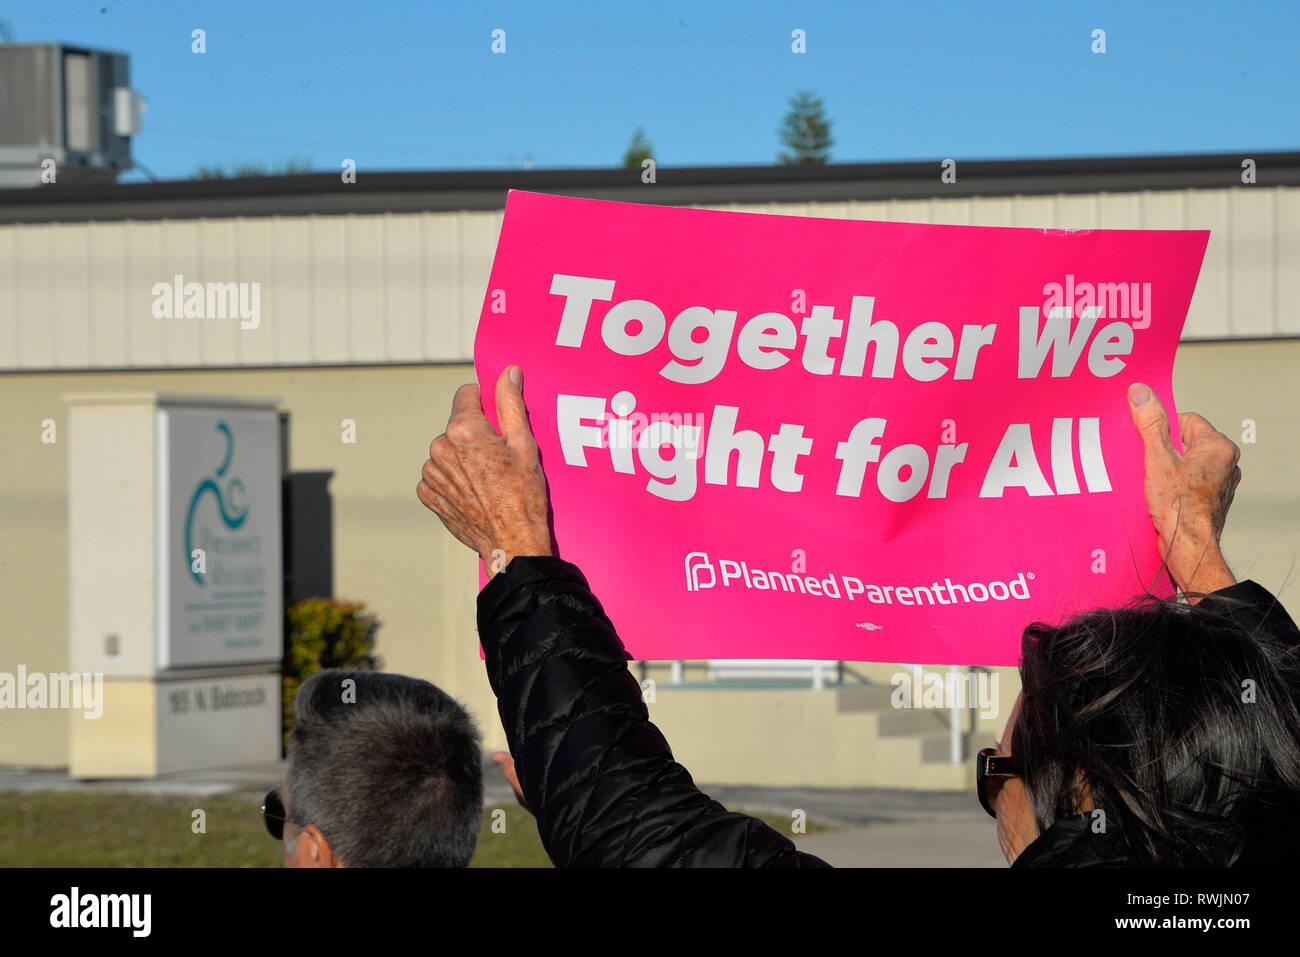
[856,622,883,631]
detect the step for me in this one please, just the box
[835,683,896,712]
[920,734,978,772]
[876,708,952,737]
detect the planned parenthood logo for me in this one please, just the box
[184,421,249,586]
[684,551,1032,607]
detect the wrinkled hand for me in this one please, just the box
[1128,382,1239,599]
[417,365,552,575]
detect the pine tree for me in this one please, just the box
[622,128,654,168]
[777,91,833,165]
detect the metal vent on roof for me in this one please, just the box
[0,43,144,187]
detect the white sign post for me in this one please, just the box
[67,394,284,777]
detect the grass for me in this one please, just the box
[0,792,827,868]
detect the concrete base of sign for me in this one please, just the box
[70,668,281,778]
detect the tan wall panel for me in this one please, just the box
[86,221,129,367]
[269,216,314,365]
[849,199,893,222]
[124,221,164,366]
[383,213,425,361]
[1,343,1295,774]
[67,680,157,778]
[345,215,387,362]
[928,197,971,226]
[422,213,464,359]
[453,211,503,360]
[1054,194,1099,230]
[968,196,1015,227]
[887,198,932,223]
[1174,344,1300,587]
[0,375,71,765]
[0,191,1296,372]
[1140,189,1187,229]
[157,220,203,366]
[17,225,56,367]
[1281,191,1300,338]
[1096,193,1143,230]
[810,201,852,220]
[1185,191,1232,338]
[1011,195,1056,228]
[309,216,350,363]
[236,217,276,366]
[197,218,243,365]
[53,224,92,368]
[1229,189,1277,337]
[0,227,17,368]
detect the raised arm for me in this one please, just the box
[1127,383,1299,642]
[417,365,828,867]
[477,553,825,866]
[1127,382,1241,600]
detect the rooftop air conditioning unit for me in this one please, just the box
[0,42,145,187]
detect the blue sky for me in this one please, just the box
[10,0,1298,181]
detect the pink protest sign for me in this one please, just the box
[474,190,1208,666]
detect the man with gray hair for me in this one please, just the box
[261,669,484,867]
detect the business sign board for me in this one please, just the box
[156,403,282,669]
[474,191,1208,666]
[155,672,282,773]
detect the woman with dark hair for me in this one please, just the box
[980,385,1300,866]
[418,369,1298,867]
[985,591,1300,866]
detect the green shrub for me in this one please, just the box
[282,598,382,748]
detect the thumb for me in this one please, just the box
[1128,382,1177,461]
[495,365,537,455]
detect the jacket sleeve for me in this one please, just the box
[477,555,830,868]
[1197,579,1300,650]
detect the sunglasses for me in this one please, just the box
[976,747,1022,818]
[261,788,290,840]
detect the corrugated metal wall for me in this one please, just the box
[0,186,1295,371]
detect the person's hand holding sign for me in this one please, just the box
[1127,382,1240,600]
[417,365,551,576]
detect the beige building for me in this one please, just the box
[1,152,1297,788]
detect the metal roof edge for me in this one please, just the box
[1,150,1296,224]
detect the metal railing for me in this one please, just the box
[636,660,996,765]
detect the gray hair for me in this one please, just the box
[287,669,484,867]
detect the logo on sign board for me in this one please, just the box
[184,421,249,585]
[684,552,715,591]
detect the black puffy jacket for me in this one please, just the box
[478,555,829,867]
[479,557,1299,868]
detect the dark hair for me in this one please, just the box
[286,669,484,867]
[1015,595,1300,866]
